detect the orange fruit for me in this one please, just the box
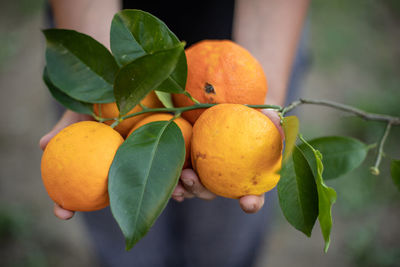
[128,113,193,168]
[172,40,268,124]
[41,121,124,211]
[93,91,163,137]
[191,104,282,198]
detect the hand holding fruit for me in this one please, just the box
[40,9,400,252]
[39,107,281,220]
[39,110,93,220]
[41,12,286,248]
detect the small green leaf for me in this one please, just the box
[114,44,184,115]
[391,160,400,191]
[108,121,185,250]
[155,91,174,108]
[299,136,369,180]
[278,146,319,237]
[282,116,299,162]
[110,9,187,93]
[299,135,337,253]
[43,67,93,115]
[43,29,119,103]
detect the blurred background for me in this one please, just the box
[0,0,399,266]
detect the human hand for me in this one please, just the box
[171,109,284,214]
[172,169,266,214]
[41,109,283,217]
[39,110,93,220]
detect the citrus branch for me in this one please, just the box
[103,103,282,128]
[100,98,400,131]
[282,98,400,125]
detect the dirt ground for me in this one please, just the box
[1,1,399,267]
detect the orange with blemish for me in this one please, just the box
[172,40,268,124]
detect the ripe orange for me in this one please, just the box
[128,113,193,168]
[41,121,124,211]
[191,104,282,198]
[172,40,268,124]
[93,91,163,137]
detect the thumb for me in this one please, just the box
[261,109,284,141]
[39,111,93,150]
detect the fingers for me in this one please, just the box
[239,194,265,214]
[173,169,265,214]
[171,182,194,202]
[180,169,216,200]
[42,111,91,219]
[39,110,93,150]
[53,203,75,220]
[171,169,216,202]
[261,109,284,140]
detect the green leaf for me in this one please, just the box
[282,116,299,162]
[155,91,174,108]
[114,44,184,115]
[299,135,337,253]
[43,29,119,103]
[157,51,187,93]
[299,136,369,180]
[391,160,400,191]
[43,67,93,115]
[110,9,178,65]
[108,120,185,250]
[110,9,187,93]
[278,146,319,237]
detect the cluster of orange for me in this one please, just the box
[41,40,282,212]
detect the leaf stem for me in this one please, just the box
[366,143,378,151]
[92,113,104,122]
[370,122,392,175]
[139,103,148,110]
[171,112,182,120]
[183,91,201,104]
[110,119,121,129]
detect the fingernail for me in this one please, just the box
[173,192,184,197]
[174,197,184,202]
[183,179,194,187]
[245,204,257,214]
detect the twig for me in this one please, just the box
[370,122,392,175]
[105,103,282,127]
[282,98,400,125]
[98,98,400,131]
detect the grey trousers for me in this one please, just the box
[82,193,275,267]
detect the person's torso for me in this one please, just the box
[122,0,235,45]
